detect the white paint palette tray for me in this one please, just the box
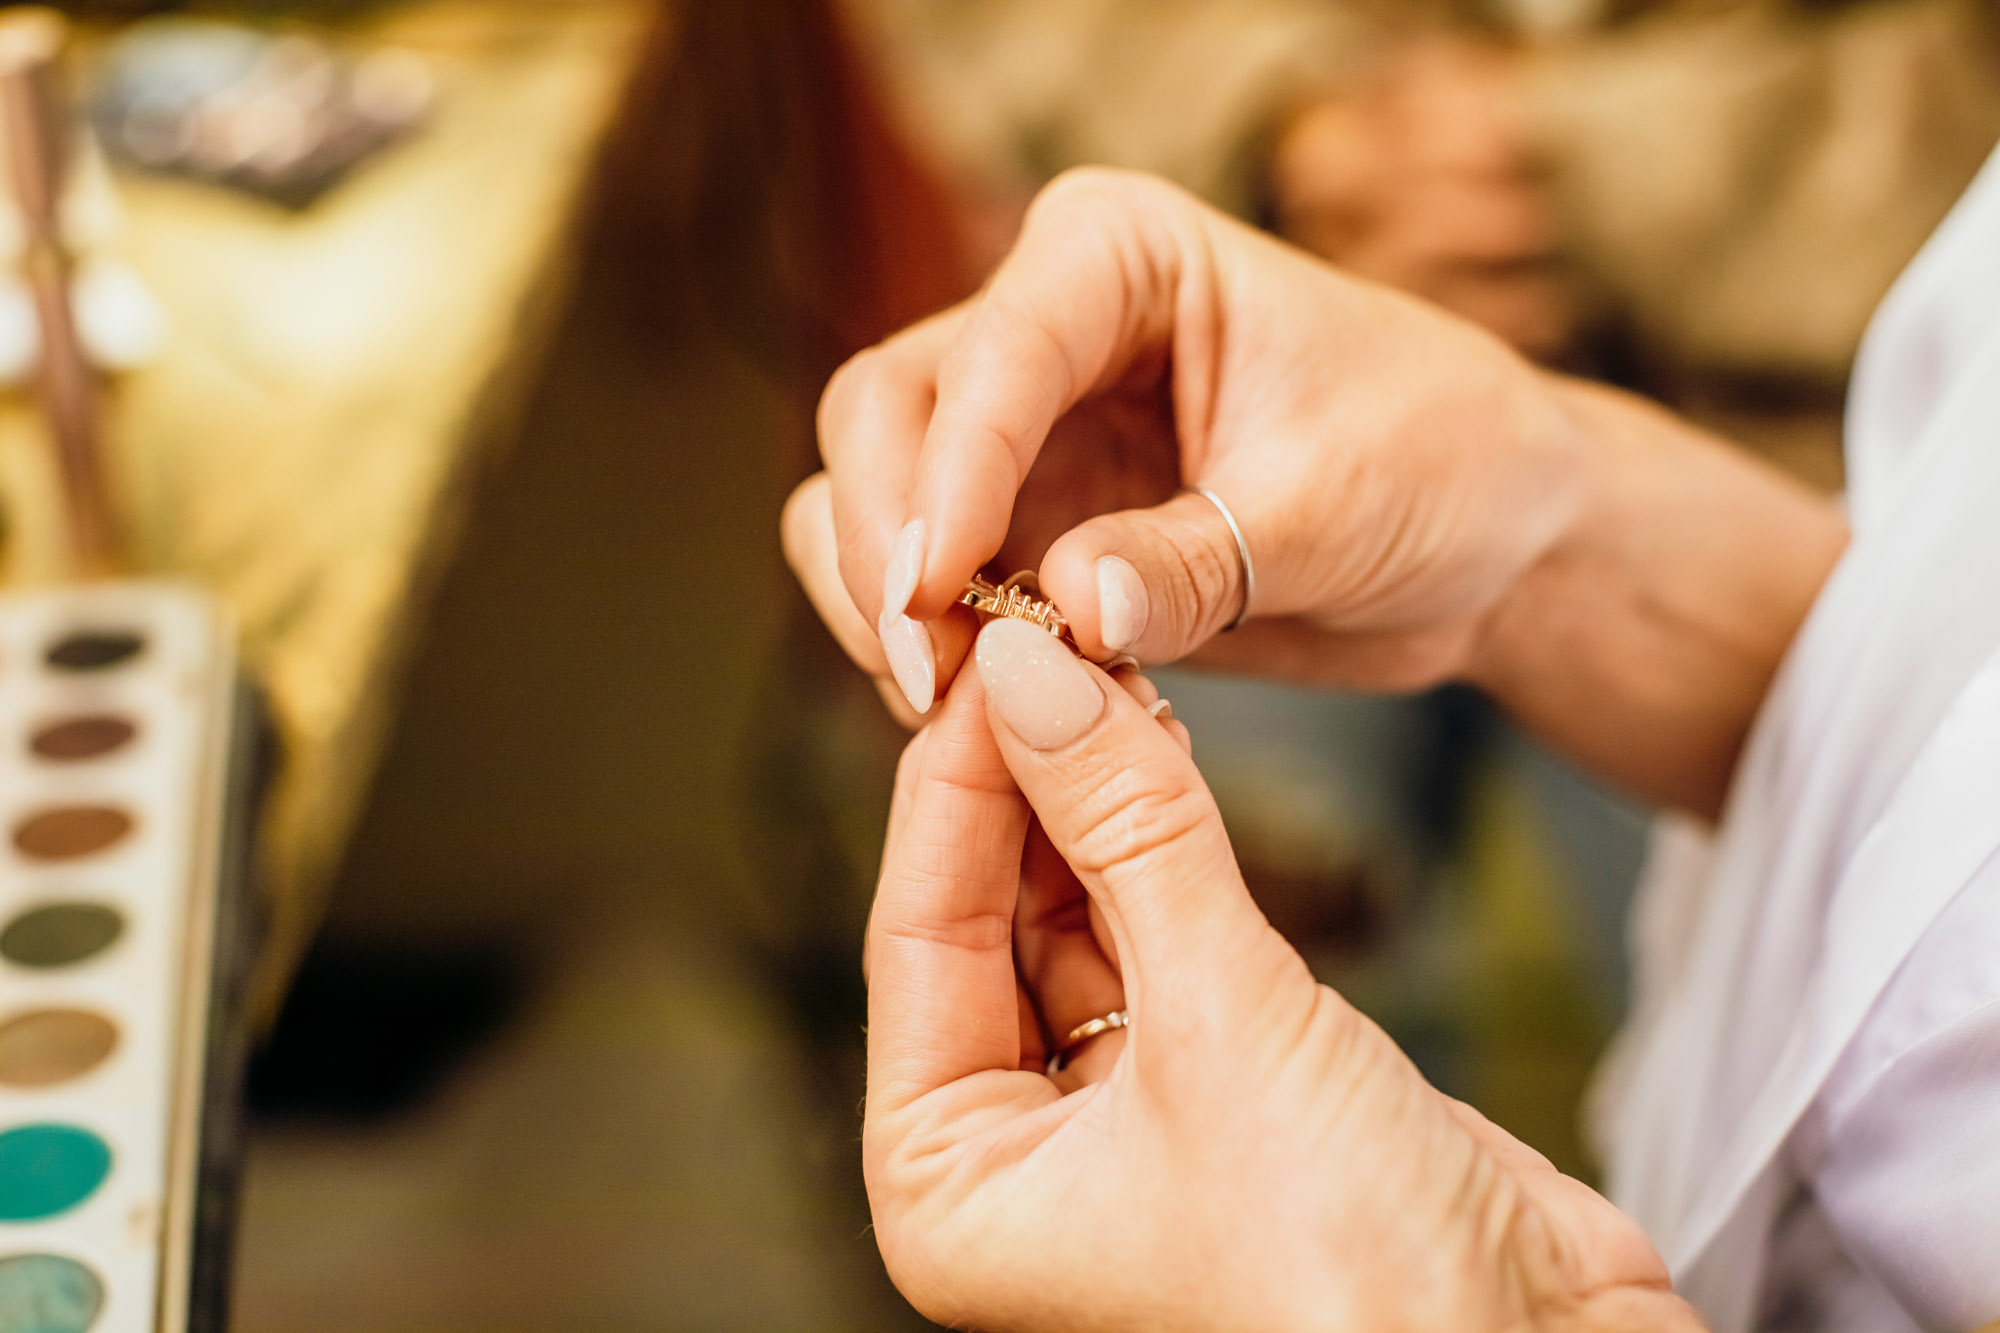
[0,583,250,1333]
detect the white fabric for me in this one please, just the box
[1591,140,2000,1331]
[1766,855,2000,1329]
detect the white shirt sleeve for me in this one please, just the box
[1792,850,2000,1330]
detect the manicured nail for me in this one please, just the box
[976,618,1103,750]
[1096,555,1148,653]
[879,611,935,714]
[1147,698,1174,723]
[882,518,926,621]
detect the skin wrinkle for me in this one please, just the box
[1238,1013,1507,1330]
[1056,171,1182,374]
[876,1108,1075,1313]
[899,782,1021,874]
[1168,211,1225,471]
[872,907,1016,960]
[1227,975,1359,1124]
[1338,370,1534,622]
[1042,760,1217,889]
[1154,508,1237,640]
[889,1076,1065,1187]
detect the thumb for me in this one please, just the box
[971,618,1290,1019]
[1039,490,1252,663]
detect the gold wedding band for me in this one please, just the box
[1189,488,1255,632]
[1045,1009,1130,1075]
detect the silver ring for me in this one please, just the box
[1045,1009,1129,1075]
[1191,488,1255,631]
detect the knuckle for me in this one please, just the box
[1061,760,1215,879]
[1160,519,1239,632]
[816,346,886,454]
[1029,164,1157,222]
[873,903,1014,959]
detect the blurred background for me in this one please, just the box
[2,0,1996,1327]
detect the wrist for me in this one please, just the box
[1463,374,1845,815]
[1460,373,1624,715]
[1463,375,1623,683]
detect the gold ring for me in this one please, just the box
[1045,1009,1129,1074]
[959,571,1082,655]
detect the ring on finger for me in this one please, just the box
[1187,487,1256,632]
[1045,1009,1130,1075]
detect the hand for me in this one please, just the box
[863,615,1703,1331]
[1268,37,1576,363]
[784,167,1842,815]
[785,167,1585,713]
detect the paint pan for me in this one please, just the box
[0,583,257,1333]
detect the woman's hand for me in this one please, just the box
[863,616,1703,1332]
[785,169,1843,815]
[786,167,1583,708]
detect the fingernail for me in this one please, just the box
[879,611,935,714]
[882,518,926,621]
[976,618,1104,751]
[1095,555,1149,653]
[1147,698,1174,723]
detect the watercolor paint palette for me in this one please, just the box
[0,583,253,1333]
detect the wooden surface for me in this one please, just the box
[0,0,655,1020]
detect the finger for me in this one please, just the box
[819,308,965,626]
[783,473,888,675]
[899,170,1193,621]
[866,664,1034,1114]
[882,728,928,873]
[1039,490,1248,662]
[1013,821,1126,1088]
[864,728,933,983]
[818,313,990,717]
[972,618,1287,1018]
[1107,664,1158,708]
[1111,664,1185,744]
[872,606,980,720]
[784,472,978,723]
[872,677,928,731]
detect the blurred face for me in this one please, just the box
[1268,36,1579,365]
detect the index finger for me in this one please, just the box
[900,169,1197,619]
